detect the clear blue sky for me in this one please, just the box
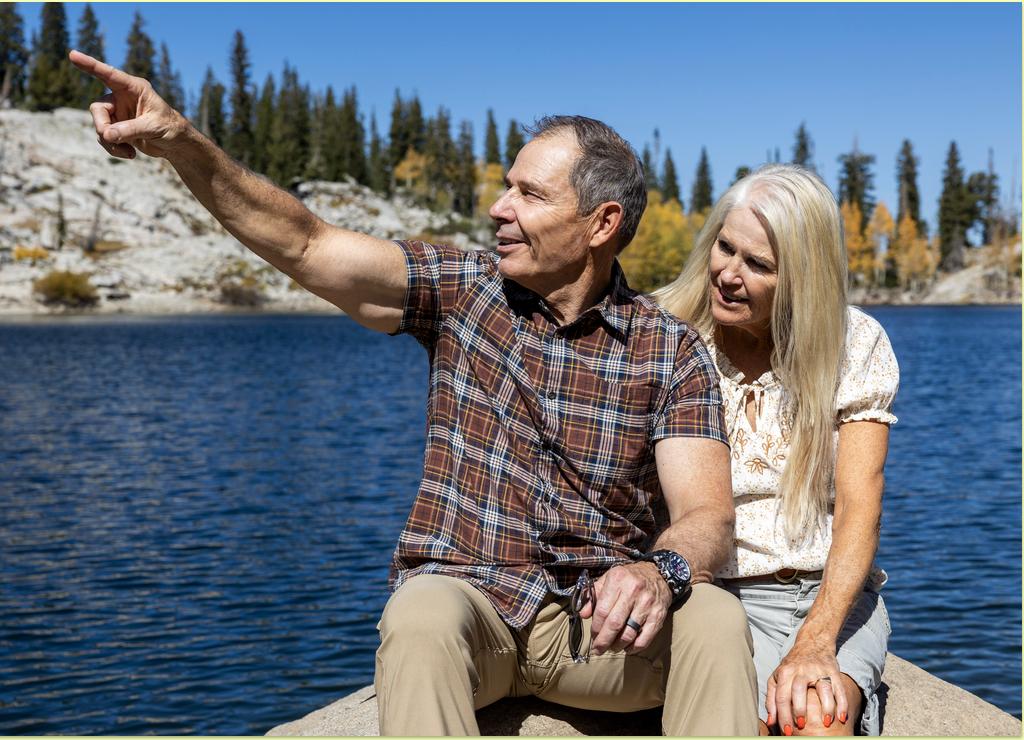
[23,2,1023,235]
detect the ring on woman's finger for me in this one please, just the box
[625,617,643,633]
[812,676,832,686]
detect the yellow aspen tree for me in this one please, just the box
[898,232,937,291]
[394,148,428,196]
[619,190,692,293]
[891,212,917,289]
[841,201,871,286]
[475,162,505,221]
[867,201,894,285]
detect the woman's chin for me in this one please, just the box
[711,303,751,327]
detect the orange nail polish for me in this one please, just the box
[767,714,774,726]
[783,725,792,736]
[796,716,805,730]
[823,714,832,728]
[839,711,847,724]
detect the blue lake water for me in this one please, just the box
[0,306,1019,733]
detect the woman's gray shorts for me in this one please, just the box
[720,578,891,736]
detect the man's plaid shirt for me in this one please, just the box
[390,241,728,629]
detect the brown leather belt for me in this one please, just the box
[723,568,824,586]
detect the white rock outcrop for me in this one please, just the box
[0,108,486,316]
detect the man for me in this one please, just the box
[71,50,758,735]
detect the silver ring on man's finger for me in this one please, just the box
[625,617,643,633]
[813,676,832,686]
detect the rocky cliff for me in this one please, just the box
[0,108,1018,317]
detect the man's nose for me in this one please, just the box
[488,190,512,222]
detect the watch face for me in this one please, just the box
[664,551,690,583]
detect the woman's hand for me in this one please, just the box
[766,638,847,735]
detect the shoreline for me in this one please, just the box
[0,297,1019,323]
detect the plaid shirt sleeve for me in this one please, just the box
[651,328,729,445]
[394,240,497,348]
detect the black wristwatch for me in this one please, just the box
[639,549,692,605]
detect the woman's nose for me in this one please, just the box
[720,258,743,284]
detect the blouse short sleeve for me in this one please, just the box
[835,307,900,425]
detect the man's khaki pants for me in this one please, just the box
[375,574,758,736]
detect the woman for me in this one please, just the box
[654,164,898,736]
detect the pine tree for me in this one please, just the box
[837,141,876,234]
[792,122,814,170]
[304,89,329,181]
[425,107,456,208]
[937,141,969,269]
[661,148,681,205]
[388,90,408,170]
[367,112,389,194]
[651,128,662,176]
[732,166,752,184]
[197,66,227,146]
[966,149,999,245]
[36,3,69,67]
[453,120,476,216]
[895,139,924,237]
[690,147,713,214]
[641,144,660,192]
[267,63,309,186]
[154,43,184,110]
[484,108,501,165]
[74,4,104,107]
[122,11,155,80]
[338,86,367,183]
[26,2,78,110]
[226,30,255,167]
[406,95,425,153]
[251,73,275,174]
[0,4,29,106]
[504,119,525,169]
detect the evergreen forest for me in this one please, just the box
[4,3,1018,293]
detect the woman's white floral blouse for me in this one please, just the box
[709,306,899,584]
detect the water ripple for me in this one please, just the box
[0,308,1019,732]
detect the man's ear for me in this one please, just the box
[588,201,624,251]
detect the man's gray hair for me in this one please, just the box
[526,115,647,253]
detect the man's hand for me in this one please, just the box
[579,561,671,655]
[69,50,187,160]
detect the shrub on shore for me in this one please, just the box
[215,259,270,307]
[13,245,51,263]
[33,270,99,307]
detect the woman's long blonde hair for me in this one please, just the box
[653,164,848,540]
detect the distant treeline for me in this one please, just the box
[2,3,1018,292]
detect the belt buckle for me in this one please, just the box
[774,568,800,584]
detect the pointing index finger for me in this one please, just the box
[68,50,140,92]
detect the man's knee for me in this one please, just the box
[378,574,477,649]
[671,583,752,652]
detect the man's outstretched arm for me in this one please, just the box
[69,50,407,333]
